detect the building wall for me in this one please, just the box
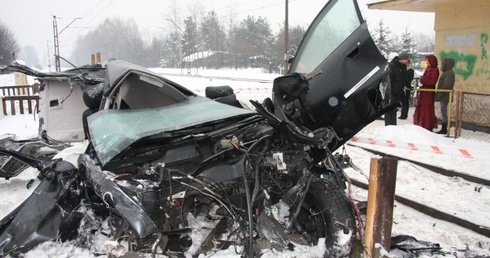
[434,0,490,94]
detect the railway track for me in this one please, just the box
[343,143,490,239]
[347,143,490,187]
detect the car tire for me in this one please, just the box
[300,179,356,257]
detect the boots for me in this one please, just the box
[436,123,447,134]
[399,105,408,120]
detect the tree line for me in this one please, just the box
[1,16,434,73]
[68,13,307,74]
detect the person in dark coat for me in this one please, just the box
[434,57,455,134]
[413,55,439,131]
[399,63,415,120]
[385,51,410,126]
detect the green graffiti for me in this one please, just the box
[440,51,477,80]
[476,61,490,80]
[481,33,488,60]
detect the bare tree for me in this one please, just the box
[70,17,146,66]
[415,32,435,53]
[0,20,20,65]
[224,2,238,56]
[186,0,205,27]
[163,0,184,68]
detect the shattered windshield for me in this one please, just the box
[88,96,255,165]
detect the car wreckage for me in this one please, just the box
[0,0,394,257]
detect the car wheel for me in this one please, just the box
[296,179,356,257]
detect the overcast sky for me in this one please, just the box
[1,0,434,66]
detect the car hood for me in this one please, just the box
[88,96,255,166]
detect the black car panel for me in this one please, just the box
[286,0,389,150]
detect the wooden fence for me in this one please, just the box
[1,84,40,115]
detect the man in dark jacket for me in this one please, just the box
[385,51,410,126]
[435,57,455,134]
[399,65,415,119]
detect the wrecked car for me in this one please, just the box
[0,0,391,256]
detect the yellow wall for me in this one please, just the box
[434,0,490,94]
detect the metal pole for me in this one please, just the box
[455,91,462,138]
[52,16,81,72]
[447,90,454,137]
[284,0,289,75]
[52,16,60,72]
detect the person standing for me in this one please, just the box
[413,55,439,131]
[385,51,410,126]
[435,57,455,134]
[399,63,415,120]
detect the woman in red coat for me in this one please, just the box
[413,55,439,131]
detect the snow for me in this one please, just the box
[1,69,490,257]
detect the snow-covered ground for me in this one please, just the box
[1,69,489,257]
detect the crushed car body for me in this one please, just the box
[0,0,393,256]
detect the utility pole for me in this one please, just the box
[52,16,81,72]
[53,16,60,72]
[284,0,289,75]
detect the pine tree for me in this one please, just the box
[159,31,181,68]
[183,16,199,58]
[400,27,417,55]
[372,19,393,59]
[200,11,226,68]
[230,16,272,69]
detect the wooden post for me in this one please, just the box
[14,72,28,86]
[91,53,95,65]
[0,97,4,118]
[96,52,101,63]
[363,157,398,258]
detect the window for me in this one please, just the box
[290,0,361,74]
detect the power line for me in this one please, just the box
[212,0,299,20]
[60,0,82,15]
[61,0,114,55]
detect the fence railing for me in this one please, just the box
[0,84,40,115]
[455,92,490,141]
[412,87,490,142]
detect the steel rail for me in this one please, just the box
[346,143,490,187]
[345,144,490,238]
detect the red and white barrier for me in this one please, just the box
[349,136,473,158]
